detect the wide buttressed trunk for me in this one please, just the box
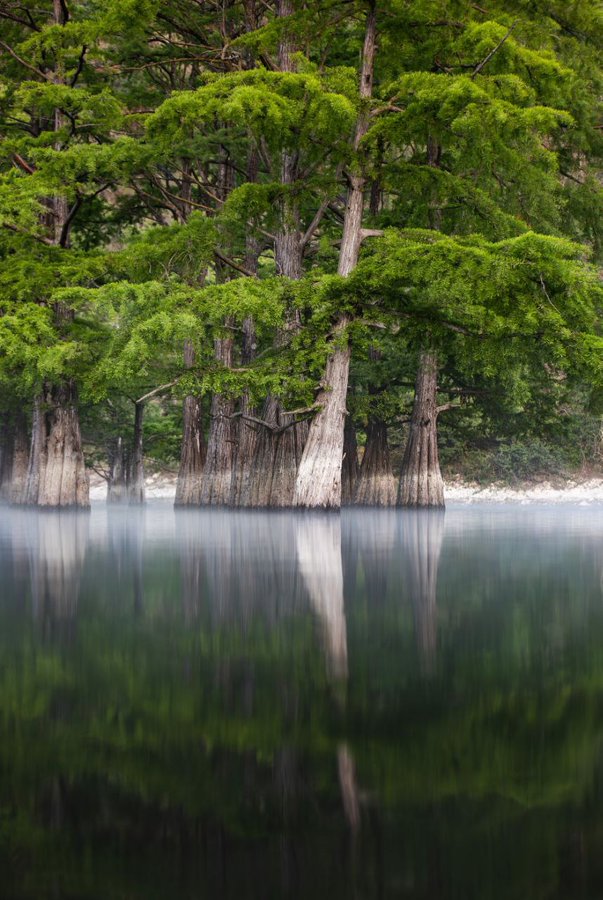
[354,417,396,506]
[237,395,308,508]
[267,411,308,507]
[0,410,29,504]
[175,341,206,506]
[22,382,89,509]
[293,341,351,509]
[398,351,445,509]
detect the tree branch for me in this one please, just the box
[70,44,88,86]
[471,20,518,79]
[436,401,462,414]
[301,199,329,248]
[135,379,180,405]
[214,249,256,278]
[0,40,50,80]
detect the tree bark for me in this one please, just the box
[199,333,237,506]
[354,417,396,506]
[341,416,359,506]
[231,316,259,506]
[128,400,145,505]
[22,382,89,509]
[398,351,445,508]
[23,7,89,508]
[198,141,238,505]
[0,410,29,504]
[236,3,310,508]
[175,340,206,506]
[294,2,376,509]
[107,435,129,504]
[231,148,263,507]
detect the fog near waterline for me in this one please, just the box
[3,502,603,628]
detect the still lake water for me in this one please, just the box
[1,502,603,899]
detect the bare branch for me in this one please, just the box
[301,199,329,248]
[135,379,180,405]
[0,40,50,80]
[436,401,462,414]
[214,249,256,278]
[360,227,384,241]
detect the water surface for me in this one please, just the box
[1,503,603,899]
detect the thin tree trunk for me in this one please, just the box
[231,146,262,506]
[199,142,238,505]
[354,417,396,506]
[107,435,129,504]
[294,3,376,509]
[128,400,145,505]
[398,351,445,508]
[175,340,206,506]
[231,315,259,506]
[341,416,359,506]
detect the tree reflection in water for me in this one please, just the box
[0,505,603,898]
[402,511,444,675]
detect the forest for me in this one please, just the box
[0,0,602,509]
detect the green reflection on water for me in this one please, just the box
[1,505,603,899]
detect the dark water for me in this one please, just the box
[1,503,603,899]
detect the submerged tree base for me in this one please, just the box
[398,352,445,509]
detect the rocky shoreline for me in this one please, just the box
[89,472,603,504]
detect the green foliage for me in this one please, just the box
[0,0,600,475]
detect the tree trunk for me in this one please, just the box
[240,2,309,508]
[239,397,275,508]
[398,351,445,508]
[341,417,359,506]
[231,317,259,506]
[198,141,238,506]
[128,400,145,505]
[354,417,396,506]
[231,156,262,507]
[199,333,237,506]
[22,382,89,509]
[175,340,206,506]
[107,436,129,504]
[0,410,29,504]
[18,2,89,509]
[0,414,11,501]
[267,414,308,507]
[294,3,376,509]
